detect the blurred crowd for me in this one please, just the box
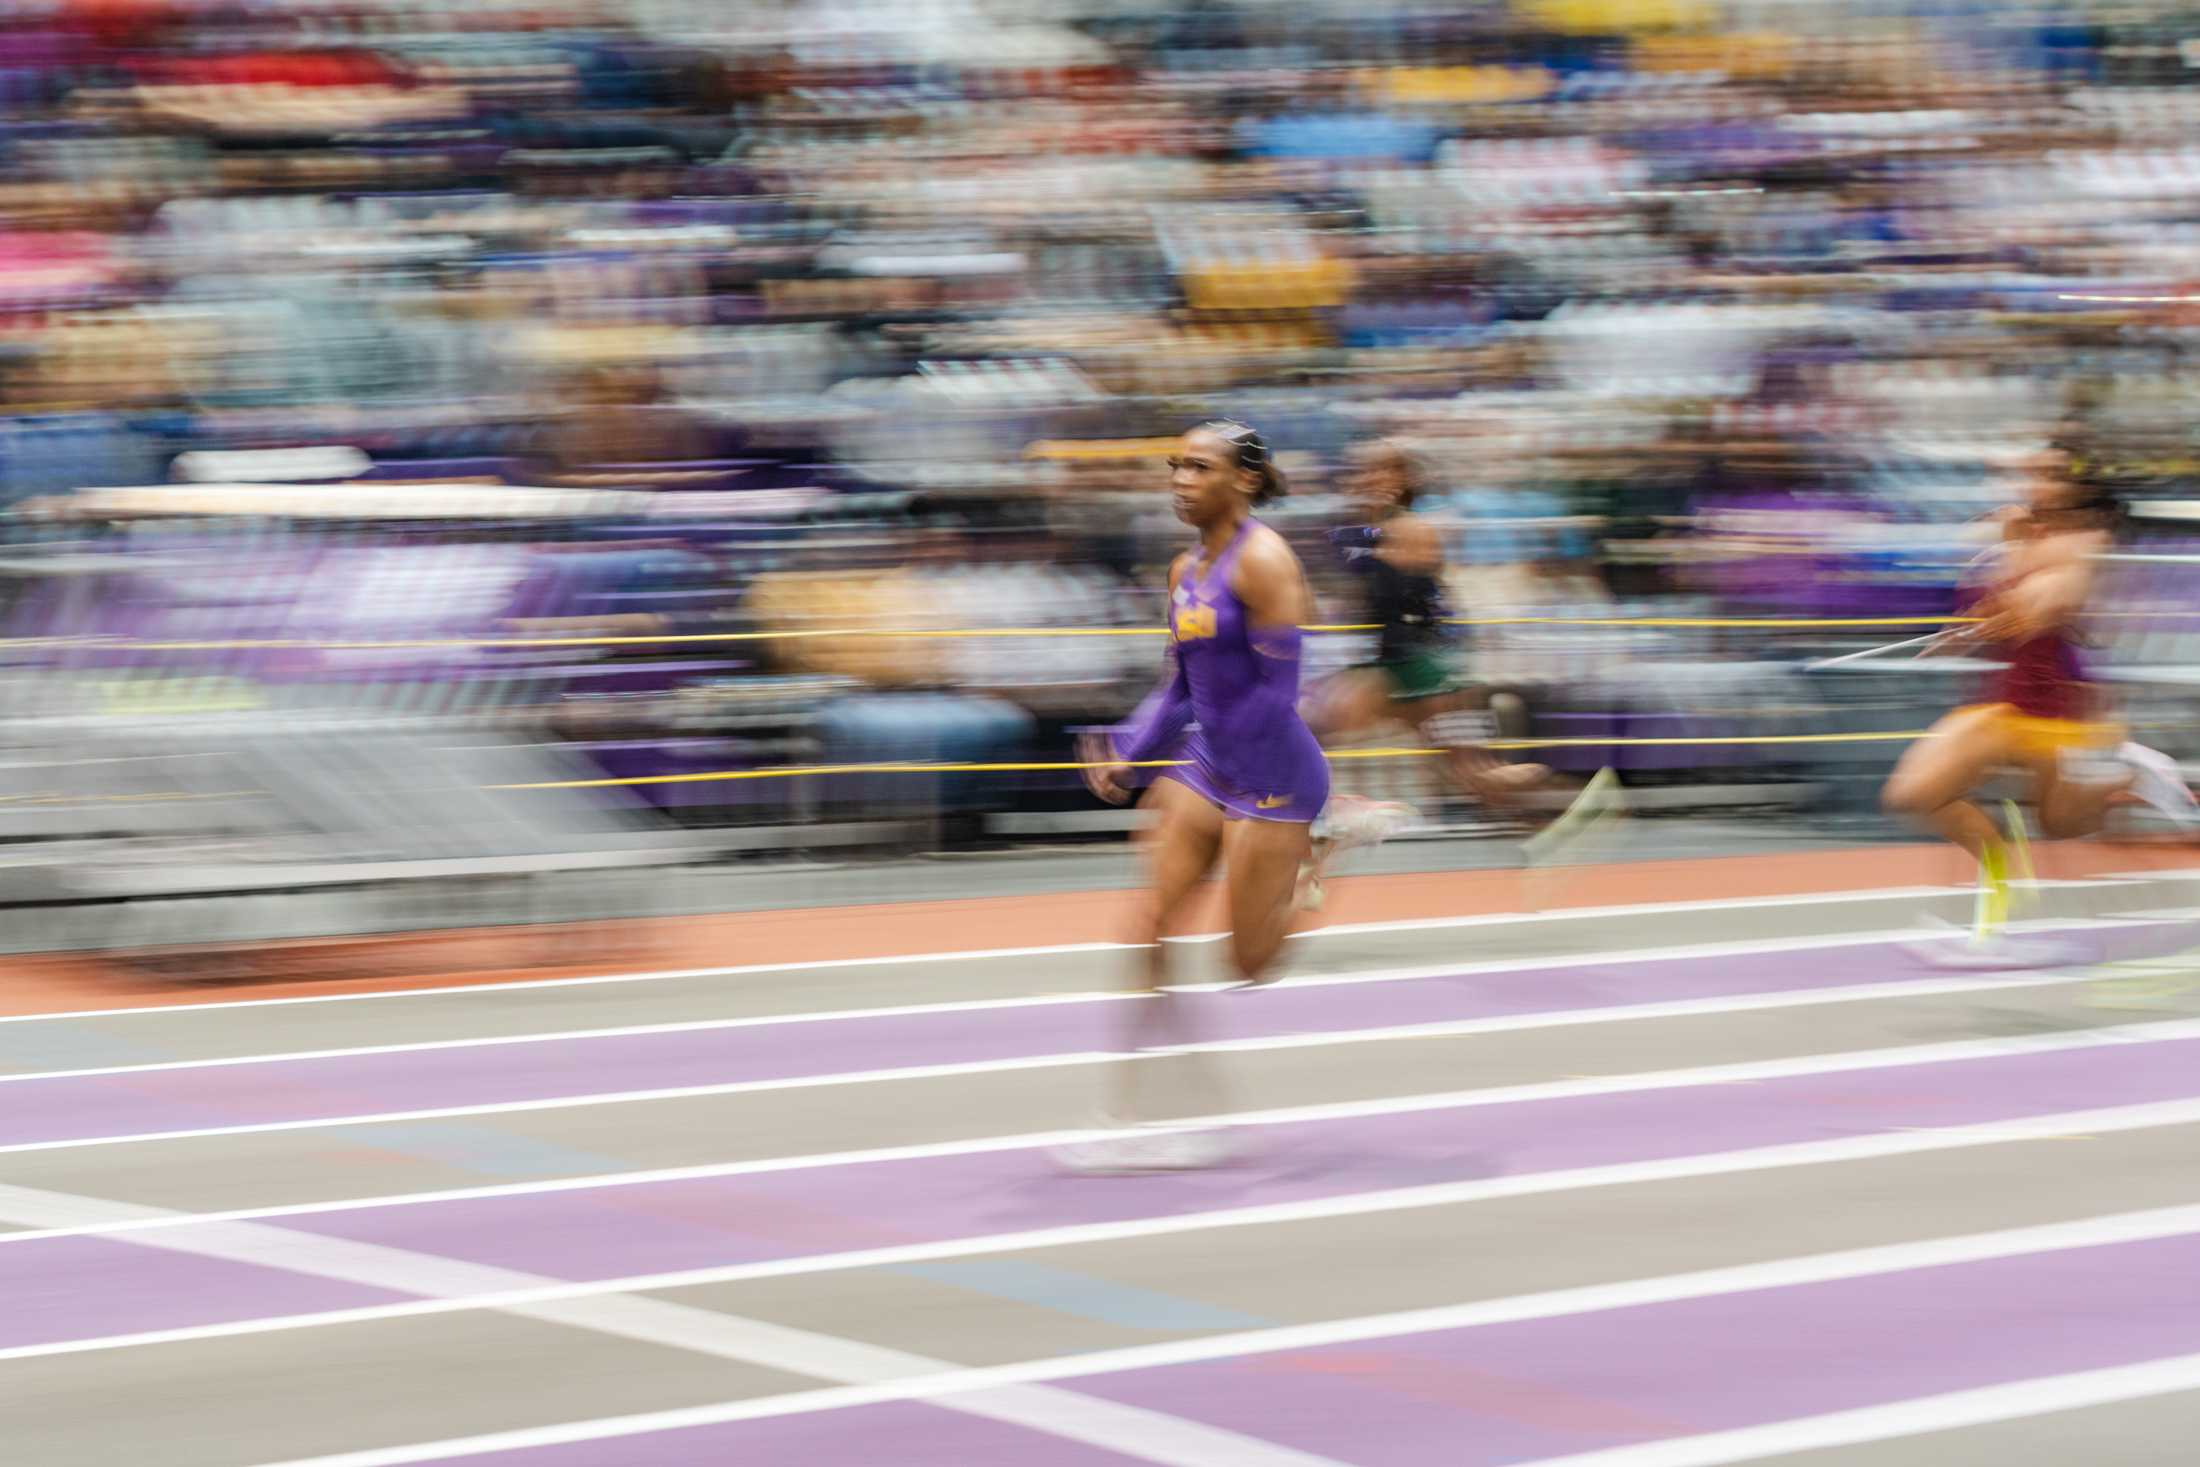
[3,0,2200,849]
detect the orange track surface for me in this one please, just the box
[2,840,2194,1019]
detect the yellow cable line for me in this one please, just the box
[8,616,1972,654]
[24,731,1933,802]
[490,732,1931,790]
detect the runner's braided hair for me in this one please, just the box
[1197,420,1286,506]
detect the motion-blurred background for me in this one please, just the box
[3,0,2200,960]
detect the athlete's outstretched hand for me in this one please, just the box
[1077,731,1132,805]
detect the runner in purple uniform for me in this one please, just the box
[1065,420,1326,1170]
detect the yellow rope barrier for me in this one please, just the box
[15,730,1931,803]
[6,616,1973,654]
[491,732,1932,790]
[1471,616,1965,630]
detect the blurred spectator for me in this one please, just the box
[7,0,2200,842]
[533,365,716,484]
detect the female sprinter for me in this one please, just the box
[1296,439,1567,906]
[1066,420,1328,1171]
[1883,459,2191,945]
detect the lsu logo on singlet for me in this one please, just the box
[1174,603,1218,642]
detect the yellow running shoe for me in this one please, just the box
[2000,800,2038,920]
[1973,839,2010,943]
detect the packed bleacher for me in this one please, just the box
[0,0,2196,889]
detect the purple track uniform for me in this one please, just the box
[1113,519,1330,823]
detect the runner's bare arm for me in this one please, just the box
[1977,533,2105,641]
[1234,529,1312,632]
[1375,514,1444,576]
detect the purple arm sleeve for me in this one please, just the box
[1219,620,1313,792]
[1113,653,1193,763]
[1245,621,1305,713]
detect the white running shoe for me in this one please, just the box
[2119,742,2200,825]
[1523,766,1625,868]
[1313,794,1417,856]
[1054,1126,1230,1175]
[1300,796,1416,912]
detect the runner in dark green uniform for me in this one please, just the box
[1298,441,1566,908]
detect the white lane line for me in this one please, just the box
[0,1183,1345,1467]
[0,1051,1115,1158]
[0,964,2126,1247]
[0,987,1146,1084]
[0,964,2151,1159]
[0,943,1131,1029]
[1507,1356,2200,1466]
[233,1200,2200,1467]
[18,1082,2200,1367]
[0,880,2027,1027]
[0,922,1999,1084]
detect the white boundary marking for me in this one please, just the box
[0,922,2007,1084]
[207,1199,2200,1467]
[0,1181,1345,1467]
[16,1063,2200,1364]
[0,964,2153,1159]
[1507,1354,2200,1466]
[0,881,2025,1028]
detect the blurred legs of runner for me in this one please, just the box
[1885,706,2137,947]
[1065,778,1311,1172]
[1884,706,2035,943]
[1298,673,1559,910]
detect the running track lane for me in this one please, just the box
[10,924,2199,1151]
[16,1027,2200,1353]
[229,1215,2200,1467]
[1072,1228,2200,1466]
